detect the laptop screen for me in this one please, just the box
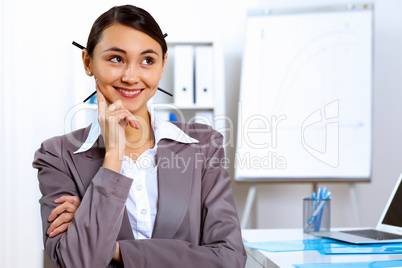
[382,179,402,227]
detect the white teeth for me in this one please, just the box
[117,88,141,95]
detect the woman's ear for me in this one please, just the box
[82,49,93,76]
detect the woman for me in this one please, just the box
[33,5,246,268]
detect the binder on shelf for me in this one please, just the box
[195,46,214,106]
[174,45,194,106]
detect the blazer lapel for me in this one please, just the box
[70,136,105,193]
[152,139,195,239]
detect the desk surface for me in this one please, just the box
[242,229,402,268]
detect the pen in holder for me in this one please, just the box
[303,189,331,233]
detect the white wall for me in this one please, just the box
[1,0,401,267]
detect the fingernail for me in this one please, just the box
[49,231,54,237]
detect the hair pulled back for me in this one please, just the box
[86,5,167,58]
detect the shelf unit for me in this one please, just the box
[150,40,226,137]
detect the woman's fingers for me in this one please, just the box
[113,112,139,128]
[108,101,139,129]
[48,223,69,238]
[97,88,139,130]
[47,212,74,237]
[48,196,80,223]
[54,195,81,206]
[108,100,124,112]
[47,196,80,237]
[97,87,107,121]
[127,114,140,129]
[48,202,77,222]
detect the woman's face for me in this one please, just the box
[84,23,167,113]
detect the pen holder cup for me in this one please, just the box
[303,198,330,234]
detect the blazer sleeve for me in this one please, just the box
[33,136,133,268]
[118,130,247,268]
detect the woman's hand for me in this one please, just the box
[47,196,81,237]
[97,88,139,173]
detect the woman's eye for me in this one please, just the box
[110,56,123,63]
[141,57,154,65]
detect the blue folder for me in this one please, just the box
[294,260,402,268]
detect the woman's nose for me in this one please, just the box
[122,65,139,83]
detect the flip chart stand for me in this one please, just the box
[240,183,257,228]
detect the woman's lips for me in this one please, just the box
[114,87,144,98]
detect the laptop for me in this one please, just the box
[314,173,402,244]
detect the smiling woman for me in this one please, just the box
[83,24,166,115]
[32,4,246,268]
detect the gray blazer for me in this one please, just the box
[33,122,247,268]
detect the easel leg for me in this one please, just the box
[349,182,361,227]
[241,183,257,229]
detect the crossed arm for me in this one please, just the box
[47,195,123,262]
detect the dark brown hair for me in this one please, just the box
[86,5,167,58]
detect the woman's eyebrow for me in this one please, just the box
[102,47,159,56]
[102,47,126,54]
[141,49,159,56]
